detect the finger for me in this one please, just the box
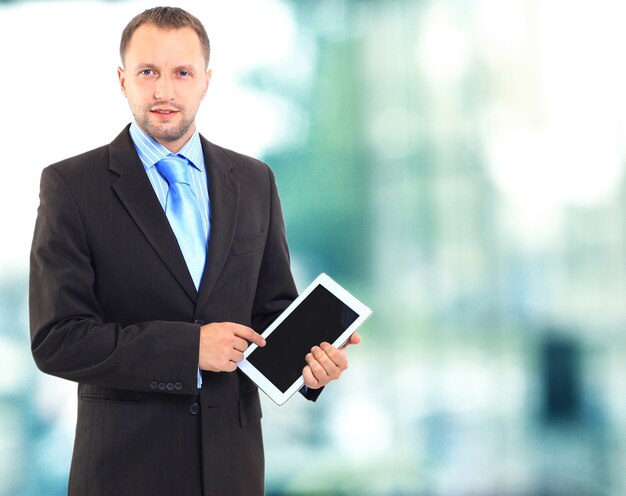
[341,332,361,349]
[211,356,238,373]
[224,360,238,372]
[306,350,333,381]
[317,343,348,372]
[232,324,266,347]
[302,364,320,389]
[230,349,245,363]
[232,336,250,353]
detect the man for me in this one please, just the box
[29,7,359,496]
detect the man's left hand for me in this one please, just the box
[302,333,361,389]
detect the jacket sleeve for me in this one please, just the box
[250,166,298,332]
[29,166,200,394]
[250,165,323,402]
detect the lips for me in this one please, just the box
[151,108,179,119]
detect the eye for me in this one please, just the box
[179,70,191,77]
[139,69,155,76]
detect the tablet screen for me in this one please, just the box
[247,284,359,393]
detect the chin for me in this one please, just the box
[148,125,187,143]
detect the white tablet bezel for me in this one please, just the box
[237,273,372,405]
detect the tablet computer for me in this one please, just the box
[237,273,372,405]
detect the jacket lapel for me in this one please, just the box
[196,137,240,307]
[107,126,198,303]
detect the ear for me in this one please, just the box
[117,66,127,97]
[202,69,212,99]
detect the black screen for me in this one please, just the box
[248,285,359,392]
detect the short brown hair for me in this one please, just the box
[120,7,210,69]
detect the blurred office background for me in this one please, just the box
[1,0,625,494]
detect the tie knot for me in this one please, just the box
[156,155,191,186]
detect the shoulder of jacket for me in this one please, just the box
[201,137,270,173]
[47,143,110,177]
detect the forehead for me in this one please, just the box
[125,24,205,67]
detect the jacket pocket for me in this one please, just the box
[231,232,265,255]
[80,390,147,405]
[238,389,262,427]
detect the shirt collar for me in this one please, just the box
[129,121,205,172]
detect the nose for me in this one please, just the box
[154,75,174,101]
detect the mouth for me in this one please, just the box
[150,108,179,120]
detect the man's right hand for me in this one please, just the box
[198,322,266,372]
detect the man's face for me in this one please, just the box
[118,24,211,152]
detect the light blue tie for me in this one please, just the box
[156,155,206,289]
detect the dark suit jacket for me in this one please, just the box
[29,125,317,496]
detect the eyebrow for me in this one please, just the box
[132,63,200,73]
[173,65,198,73]
[132,63,158,71]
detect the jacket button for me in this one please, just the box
[158,382,166,391]
[188,402,200,415]
[174,382,183,391]
[166,382,174,391]
[194,319,205,325]
[149,381,158,390]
